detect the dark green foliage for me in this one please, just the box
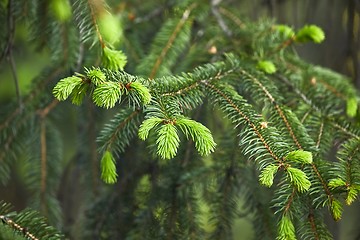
[0,201,63,239]
[1,0,360,239]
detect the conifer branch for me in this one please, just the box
[315,78,346,100]
[218,7,245,29]
[0,215,39,240]
[202,81,281,163]
[102,110,141,152]
[239,69,303,149]
[160,64,236,96]
[277,74,360,140]
[149,4,196,79]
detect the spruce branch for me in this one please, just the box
[276,73,360,140]
[0,201,63,240]
[239,68,303,149]
[202,81,281,163]
[176,117,216,156]
[98,109,141,153]
[0,215,39,240]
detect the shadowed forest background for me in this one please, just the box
[1,0,360,239]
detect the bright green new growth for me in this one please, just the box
[176,118,216,156]
[277,215,296,240]
[92,81,122,109]
[139,117,216,159]
[53,76,83,101]
[156,124,180,159]
[70,83,88,105]
[129,81,152,105]
[295,25,325,43]
[138,117,163,140]
[257,60,277,74]
[346,186,360,205]
[328,178,346,189]
[275,24,295,38]
[50,0,72,22]
[286,167,311,192]
[85,67,106,86]
[259,164,279,187]
[285,150,313,164]
[346,97,358,117]
[102,47,127,71]
[98,12,123,45]
[101,150,118,184]
[330,199,343,221]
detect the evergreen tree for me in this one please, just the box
[1,0,360,239]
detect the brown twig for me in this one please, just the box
[0,215,39,240]
[88,0,106,49]
[40,117,47,217]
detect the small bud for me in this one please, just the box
[285,150,313,164]
[53,76,83,101]
[208,45,217,54]
[260,122,268,129]
[275,24,295,38]
[310,77,317,85]
[128,12,136,21]
[295,25,325,44]
[346,97,358,118]
[257,60,277,74]
[128,81,152,105]
[101,150,118,184]
[86,68,106,86]
[102,46,127,70]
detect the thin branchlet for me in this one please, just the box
[0,215,39,240]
